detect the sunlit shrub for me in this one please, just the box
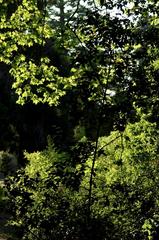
[6,117,159,240]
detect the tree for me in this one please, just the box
[2,0,159,239]
[0,0,159,109]
[0,0,78,105]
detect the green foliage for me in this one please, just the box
[6,145,84,239]
[0,0,77,106]
[80,116,159,239]
[1,0,159,239]
[6,116,159,239]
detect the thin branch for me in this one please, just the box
[119,131,124,162]
[66,0,81,25]
[87,114,101,217]
[98,134,121,152]
[25,228,42,240]
[66,2,120,222]
[93,0,102,11]
[66,23,89,50]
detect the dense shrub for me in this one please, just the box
[6,117,159,240]
[81,116,159,239]
[6,145,88,240]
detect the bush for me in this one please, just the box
[80,116,159,239]
[6,117,159,240]
[6,145,89,240]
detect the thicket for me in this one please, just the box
[6,116,159,240]
[1,0,159,239]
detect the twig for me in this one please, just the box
[66,0,81,25]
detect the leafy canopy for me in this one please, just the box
[0,0,77,105]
